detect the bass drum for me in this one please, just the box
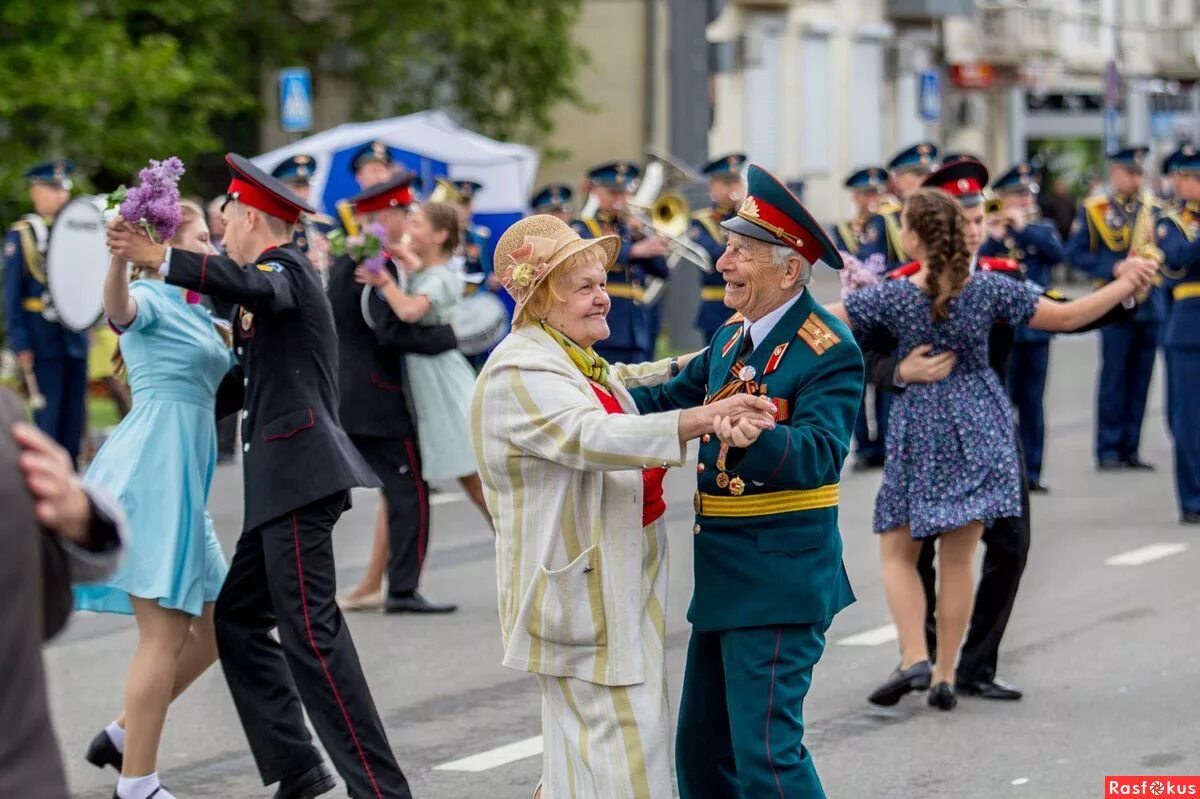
[47,195,112,332]
[453,292,509,356]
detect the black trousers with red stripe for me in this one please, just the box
[214,491,411,798]
[351,435,430,598]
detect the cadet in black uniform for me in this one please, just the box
[330,174,461,614]
[106,154,411,799]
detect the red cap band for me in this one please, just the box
[737,196,823,262]
[934,176,983,198]
[356,186,414,214]
[228,177,303,224]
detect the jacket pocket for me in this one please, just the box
[756,519,830,556]
[528,545,607,647]
[262,408,315,442]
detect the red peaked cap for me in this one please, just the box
[225,153,315,225]
[349,173,416,214]
[921,159,990,204]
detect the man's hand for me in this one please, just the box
[17,350,33,370]
[355,265,396,289]
[1113,257,1157,292]
[106,217,167,266]
[897,344,957,385]
[630,236,670,259]
[714,414,764,448]
[11,422,91,544]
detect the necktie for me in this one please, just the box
[738,328,754,360]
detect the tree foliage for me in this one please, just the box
[0,0,585,208]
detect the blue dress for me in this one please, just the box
[844,272,1038,539]
[74,280,236,616]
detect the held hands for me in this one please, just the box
[1113,258,1157,293]
[707,394,777,448]
[106,217,165,266]
[897,344,957,385]
[11,422,92,544]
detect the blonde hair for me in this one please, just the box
[513,246,606,328]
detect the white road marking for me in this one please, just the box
[836,623,898,647]
[1104,543,1189,567]
[433,735,543,772]
[430,492,466,507]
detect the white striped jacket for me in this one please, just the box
[470,325,685,687]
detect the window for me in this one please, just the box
[799,33,832,173]
[850,38,885,167]
[743,15,785,170]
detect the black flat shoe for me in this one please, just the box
[928,682,957,711]
[1181,513,1200,525]
[868,660,931,706]
[1028,481,1049,494]
[86,729,123,772]
[1097,459,1124,471]
[956,676,1023,700]
[385,591,458,614]
[1124,457,1155,471]
[274,763,336,799]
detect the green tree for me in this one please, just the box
[0,0,585,209]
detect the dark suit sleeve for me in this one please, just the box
[635,253,670,279]
[1017,223,1066,264]
[858,326,901,392]
[4,230,31,353]
[1064,206,1102,278]
[215,363,245,420]
[630,344,711,412]
[165,249,297,313]
[365,290,458,354]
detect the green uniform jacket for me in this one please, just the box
[632,289,863,631]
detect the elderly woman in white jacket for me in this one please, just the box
[470,215,775,799]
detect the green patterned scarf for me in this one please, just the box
[540,322,610,385]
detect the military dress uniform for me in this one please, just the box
[2,160,88,463]
[834,166,892,467]
[1156,145,1200,523]
[691,153,747,342]
[272,154,337,287]
[332,176,461,610]
[979,163,1067,488]
[876,143,941,268]
[572,161,668,364]
[530,182,574,219]
[633,165,863,798]
[1064,145,1161,468]
[162,155,412,799]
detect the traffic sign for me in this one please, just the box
[279,68,313,133]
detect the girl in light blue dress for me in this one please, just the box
[74,202,235,799]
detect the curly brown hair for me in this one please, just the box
[903,188,971,322]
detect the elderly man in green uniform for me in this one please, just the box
[632,164,862,798]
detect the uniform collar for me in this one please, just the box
[742,290,805,351]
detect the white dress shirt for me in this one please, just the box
[742,290,805,353]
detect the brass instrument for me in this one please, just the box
[429,177,466,205]
[1129,191,1164,265]
[336,199,359,237]
[20,360,46,411]
[626,156,714,274]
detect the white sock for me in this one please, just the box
[106,721,125,753]
[116,773,174,799]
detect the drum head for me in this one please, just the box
[47,196,110,332]
[453,292,509,355]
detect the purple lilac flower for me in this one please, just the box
[361,254,387,274]
[119,157,186,243]
[839,251,880,298]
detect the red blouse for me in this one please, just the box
[590,383,667,527]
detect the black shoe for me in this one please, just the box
[274,763,336,799]
[956,676,1023,700]
[1182,513,1200,525]
[1029,480,1049,494]
[853,455,885,472]
[385,591,458,614]
[928,682,957,711]
[868,660,931,706]
[1124,457,1155,471]
[86,729,123,772]
[1097,459,1125,471]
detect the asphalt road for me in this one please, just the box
[48,276,1199,798]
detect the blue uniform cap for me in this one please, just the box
[844,166,887,191]
[702,153,747,178]
[452,179,484,201]
[350,140,395,173]
[1174,144,1200,175]
[531,183,573,211]
[1163,143,1196,175]
[587,160,641,189]
[271,154,317,184]
[24,159,74,189]
[1109,144,1149,170]
[720,164,841,270]
[991,162,1039,194]
[887,142,939,174]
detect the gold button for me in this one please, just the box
[702,434,712,444]
[697,463,706,473]
[692,524,701,535]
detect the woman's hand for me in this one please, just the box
[713,414,764,448]
[355,265,395,289]
[1113,257,1157,294]
[677,393,776,443]
[106,217,165,266]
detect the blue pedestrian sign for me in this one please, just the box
[918,70,941,123]
[279,68,313,133]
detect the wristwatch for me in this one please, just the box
[668,357,681,377]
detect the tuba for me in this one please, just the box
[625,154,715,279]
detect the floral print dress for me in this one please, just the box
[844,272,1039,538]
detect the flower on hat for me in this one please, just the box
[501,240,557,298]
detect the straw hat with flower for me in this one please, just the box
[493,215,621,322]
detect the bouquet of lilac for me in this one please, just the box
[839,251,887,298]
[327,222,389,273]
[106,157,186,243]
